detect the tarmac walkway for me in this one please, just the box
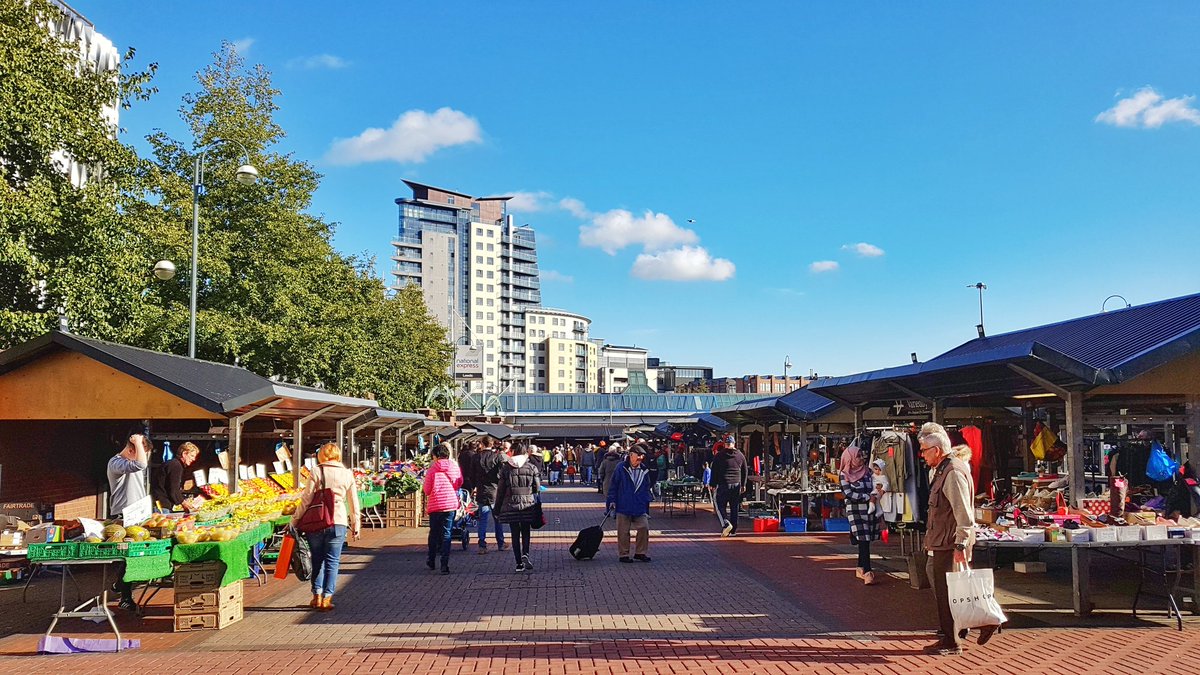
[1,483,1197,674]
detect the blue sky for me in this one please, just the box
[78,2,1200,378]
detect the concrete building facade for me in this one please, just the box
[524,308,597,393]
[598,345,657,394]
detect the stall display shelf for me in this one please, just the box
[27,543,78,561]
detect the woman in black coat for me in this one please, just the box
[495,445,542,573]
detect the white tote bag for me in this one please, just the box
[946,565,1007,633]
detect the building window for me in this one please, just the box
[476,298,483,306]
[487,271,494,279]
[538,370,545,377]
[447,196,456,205]
[476,283,483,291]
[486,299,494,307]
[475,311,483,319]
[486,243,494,252]
[475,256,483,264]
[486,312,494,320]
[558,356,565,364]
[558,370,565,377]
[476,243,483,250]
[487,368,494,376]
[486,354,494,362]
[558,343,565,351]
[487,340,494,348]
[486,257,494,265]
[538,356,545,364]
[476,227,482,236]
[487,326,495,334]
[539,316,546,324]
[476,270,483,277]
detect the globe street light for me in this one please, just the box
[152,259,176,281]
[190,138,258,358]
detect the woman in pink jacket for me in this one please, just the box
[423,443,463,574]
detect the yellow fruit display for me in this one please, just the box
[102,524,126,542]
[124,525,150,541]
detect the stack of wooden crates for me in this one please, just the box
[386,491,424,528]
[173,561,244,631]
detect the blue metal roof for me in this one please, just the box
[711,388,839,424]
[810,292,1200,405]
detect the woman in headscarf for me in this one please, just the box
[839,441,881,585]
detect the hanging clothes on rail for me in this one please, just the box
[961,425,984,492]
[780,435,795,466]
[871,431,909,500]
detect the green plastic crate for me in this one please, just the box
[77,541,128,559]
[124,539,171,557]
[27,542,78,561]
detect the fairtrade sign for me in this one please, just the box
[454,346,483,380]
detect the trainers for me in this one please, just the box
[522,555,533,571]
[477,548,489,555]
[497,543,507,551]
[117,598,136,612]
[721,523,733,537]
[633,554,652,563]
[441,568,450,575]
[619,556,634,563]
[515,563,525,573]
[426,560,435,570]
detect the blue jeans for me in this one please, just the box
[427,511,454,570]
[305,525,347,597]
[584,466,594,484]
[476,504,506,550]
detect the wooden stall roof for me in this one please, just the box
[0,331,378,421]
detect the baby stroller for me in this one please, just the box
[452,489,479,550]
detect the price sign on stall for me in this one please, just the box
[122,495,152,526]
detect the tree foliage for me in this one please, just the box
[127,43,453,409]
[0,17,452,409]
[0,0,155,345]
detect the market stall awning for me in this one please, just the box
[0,331,379,420]
[809,292,1200,407]
[662,413,731,432]
[710,389,837,425]
[515,424,623,440]
[459,422,535,440]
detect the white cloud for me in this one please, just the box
[231,38,255,55]
[289,54,349,70]
[842,242,885,257]
[325,108,482,165]
[580,209,698,255]
[809,260,839,274]
[631,246,735,282]
[1096,87,1200,128]
[559,197,591,218]
[540,269,574,283]
[506,191,554,213]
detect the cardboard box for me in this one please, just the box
[975,507,1000,524]
[1142,525,1168,541]
[1046,528,1067,543]
[173,602,243,632]
[25,525,62,544]
[1015,561,1048,574]
[1011,528,1044,543]
[1167,527,1187,539]
[0,531,23,547]
[1114,526,1142,542]
[1065,528,1091,543]
[1091,527,1118,543]
[174,580,242,615]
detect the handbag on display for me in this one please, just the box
[295,465,336,534]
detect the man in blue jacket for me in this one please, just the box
[606,444,653,563]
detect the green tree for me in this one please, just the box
[0,0,155,347]
[129,43,452,408]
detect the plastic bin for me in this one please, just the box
[124,539,172,557]
[824,518,851,532]
[27,542,78,561]
[783,517,808,533]
[77,541,128,559]
[753,517,780,533]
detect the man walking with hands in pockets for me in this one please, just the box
[607,443,653,563]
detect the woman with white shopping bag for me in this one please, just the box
[918,424,1003,656]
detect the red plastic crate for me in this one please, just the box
[753,517,780,533]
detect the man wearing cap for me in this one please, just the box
[606,443,653,563]
[918,423,989,657]
[709,434,748,537]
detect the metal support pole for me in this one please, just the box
[292,405,337,488]
[336,409,372,455]
[1186,396,1200,467]
[189,155,202,359]
[932,399,946,425]
[1065,391,1085,508]
[228,399,282,493]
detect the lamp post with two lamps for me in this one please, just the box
[187,139,258,358]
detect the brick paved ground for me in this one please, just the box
[3,484,1198,674]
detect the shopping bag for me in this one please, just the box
[946,566,1006,633]
[1146,441,1179,483]
[275,533,295,580]
[290,529,312,581]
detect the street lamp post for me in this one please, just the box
[189,138,258,358]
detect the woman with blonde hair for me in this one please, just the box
[291,442,361,611]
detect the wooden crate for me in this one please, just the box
[174,580,242,615]
[173,600,243,632]
[387,492,423,528]
[173,561,225,591]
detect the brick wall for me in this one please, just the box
[0,420,137,519]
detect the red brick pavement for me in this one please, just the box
[2,485,1198,674]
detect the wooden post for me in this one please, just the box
[932,399,946,425]
[853,406,863,431]
[1065,390,1085,508]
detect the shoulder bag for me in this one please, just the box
[295,465,336,534]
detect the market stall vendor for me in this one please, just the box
[106,433,149,611]
[152,442,200,511]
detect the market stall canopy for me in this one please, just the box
[710,389,838,425]
[515,424,624,440]
[659,413,731,432]
[458,422,537,440]
[0,331,378,421]
[809,292,1200,407]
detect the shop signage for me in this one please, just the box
[889,399,932,417]
[454,346,483,380]
[122,495,151,527]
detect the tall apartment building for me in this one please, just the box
[676,374,809,395]
[392,181,542,394]
[650,360,715,393]
[524,308,597,393]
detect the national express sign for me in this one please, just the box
[454,346,483,380]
